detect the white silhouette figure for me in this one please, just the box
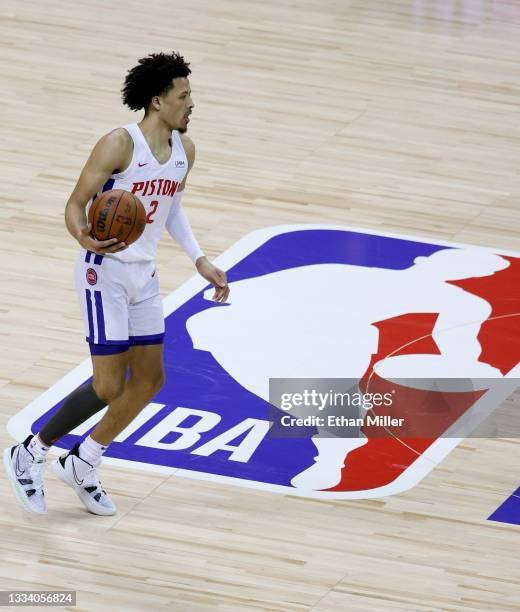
[186,248,509,490]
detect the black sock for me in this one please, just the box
[39,381,106,446]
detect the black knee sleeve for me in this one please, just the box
[39,381,107,446]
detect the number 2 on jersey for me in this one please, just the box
[146,200,159,224]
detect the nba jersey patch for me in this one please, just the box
[7,225,520,499]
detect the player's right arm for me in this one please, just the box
[65,128,133,255]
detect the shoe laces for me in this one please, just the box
[81,461,107,495]
[28,460,45,494]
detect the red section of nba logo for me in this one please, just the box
[325,313,443,492]
[363,313,441,377]
[86,268,97,285]
[449,255,520,375]
[327,257,520,493]
[328,311,489,493]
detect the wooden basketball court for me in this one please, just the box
[1,0,519,609]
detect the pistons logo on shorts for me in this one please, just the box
[86,268,97,285]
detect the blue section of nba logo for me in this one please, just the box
[32,230,449,487]
[488,487,520,526]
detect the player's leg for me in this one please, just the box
[3,252,130,515]
[88,259,166,445]
[50,343,163,516]
[38,351,128,447]
[3,342,129,516]
[89,343,165,445]
[34,252,130,448]
[49,261,165,515]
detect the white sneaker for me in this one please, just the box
[3,435,47,515]
[51,443,117,516]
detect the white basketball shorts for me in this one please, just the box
[75,249,165,355]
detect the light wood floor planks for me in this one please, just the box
[1,0,519,610]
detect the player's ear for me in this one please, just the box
[151,96,161,112]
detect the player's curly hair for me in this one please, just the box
[122,52,191,111]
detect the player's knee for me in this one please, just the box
[136,370,165,397]
[149,370,165,395]
[92,378,125,404]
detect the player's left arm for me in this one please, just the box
[165,134,230,303]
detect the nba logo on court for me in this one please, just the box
[8,225,520,499]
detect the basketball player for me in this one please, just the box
[3,52,229,515]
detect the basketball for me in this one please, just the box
[88,189,146,245]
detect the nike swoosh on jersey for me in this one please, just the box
[138,162,148,167]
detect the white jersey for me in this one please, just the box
[94,123,188,263]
